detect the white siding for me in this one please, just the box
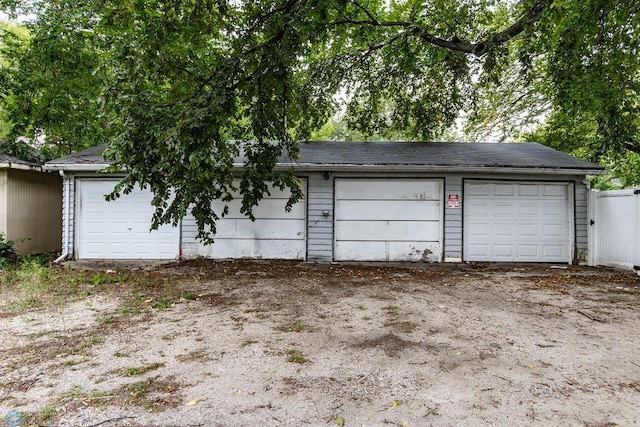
[64,175,75,257]
[574,180,589,263]
[444,176,463,262]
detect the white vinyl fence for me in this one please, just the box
[588,188,640,272]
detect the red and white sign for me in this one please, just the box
[448,194,460,209]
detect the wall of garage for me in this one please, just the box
[304,172,590,264]
[60,171,590,263]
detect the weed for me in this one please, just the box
[91,272,125,286]
[123,362,164,377]
[61,385,115,404]
[382,305,400,316]
[101,316,116,324]
[363,316,372,321]
[292,320,306,332]
[119,377,182,410]
[176,349,210,362]
[151,297,172,310]
[113,351,129,357]
[0,233,18,267]
[37,407,57,424]
[287,349,307,363]
[181,291,197,300]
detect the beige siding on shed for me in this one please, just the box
[0,170,7,237]
[6,169,62,254]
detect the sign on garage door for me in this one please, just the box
[334,178,443,261]
[194,180,307,259]
[77,179,180,259]
[464,181,571,262]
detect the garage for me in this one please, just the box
[463,180,572,262]
[76,179,179,259]
[194,180,307,259]
[334,178,443,261]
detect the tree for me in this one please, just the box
[0,0,638,240]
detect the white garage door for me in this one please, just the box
[196,180,306,259]
[334,178,443,261]
[464,181,571,262]
[77,179,179,259]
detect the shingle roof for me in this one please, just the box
[46,144,107,166]
[294,142,603,170]
[0,152,43,168]
[45,141,604,173]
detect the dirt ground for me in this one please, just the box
[1,260,640,427]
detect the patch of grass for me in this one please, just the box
[113,350,129,358]
[61,385,115,405]
[119,377,182,411]
[37,406,57,424]
[287,349,307,363]
[176,349,210,362]
[292,320,306,332]
[21,406,57,426]
[181,291,197,300]
[123,362,164,377]
[382,304,400,316]
[101,316,117,324]
[151,297,172,310]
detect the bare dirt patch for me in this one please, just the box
[1,260,640,426]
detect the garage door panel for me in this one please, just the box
[494,245,515,257]
[543,224,563,237]
[518,245,539,257]
[234,219,305,239]
[335,241,387,261]
[336,220,440,241]
[200,239,305,259]
[464,181,570,263]
[518,224,539,237]
[518,185,540,196]
[493,224,514,236]
[195,179,306,259]
[544,185,566,196]
[211,198,305,220]
[494,184,516,196]
[335,200,440,221]
[334,178,443,261]
[77,180,179,259]
[337,179,440,200]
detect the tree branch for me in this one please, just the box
[334,0,555,56]
[622,141,640,155]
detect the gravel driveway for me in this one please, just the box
[2,260,639,426]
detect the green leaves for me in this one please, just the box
[1,0,639,241]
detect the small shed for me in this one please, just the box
[0,153,62,254]
[45,142,604,263]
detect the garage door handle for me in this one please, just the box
[590,219,595,226]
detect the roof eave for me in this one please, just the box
[0,161,44,171]
[275,163,607,176]
[44,162,606,176]
[44,163,112,172]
